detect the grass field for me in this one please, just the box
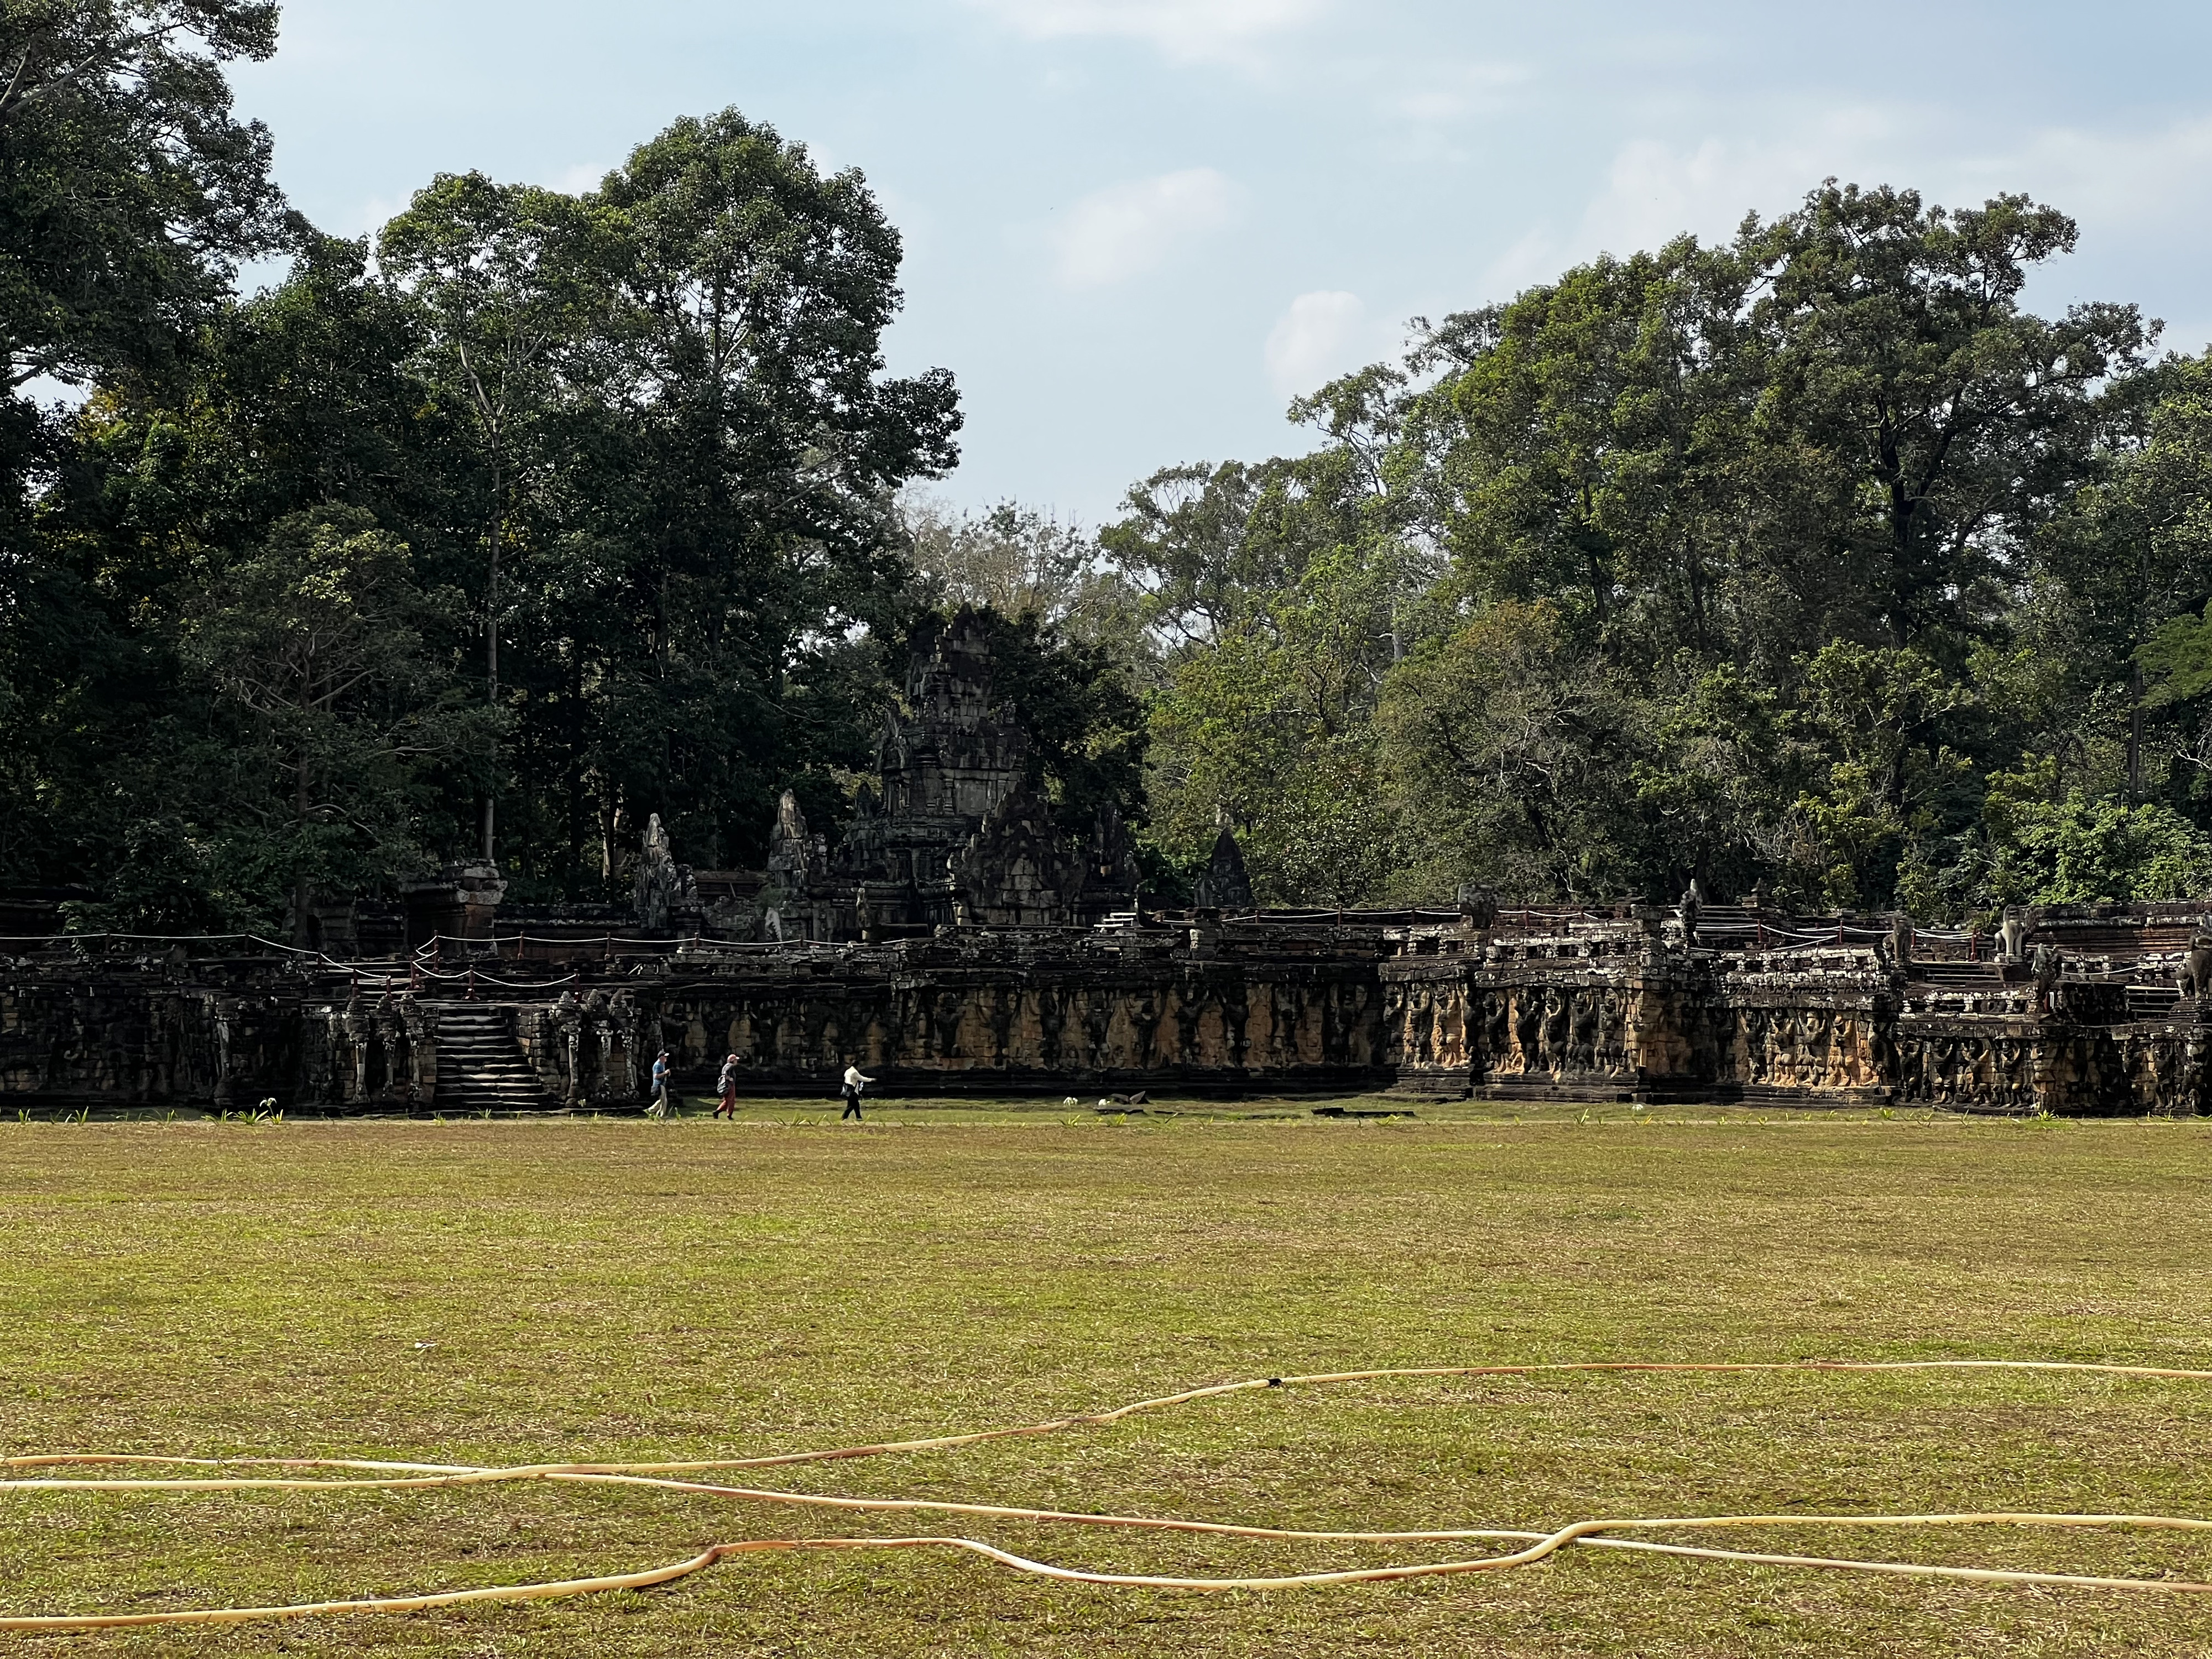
[4,1098,2212,1656]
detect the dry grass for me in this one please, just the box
[3,1102,2212,1655]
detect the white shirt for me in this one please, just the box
[843,1066,872,1089]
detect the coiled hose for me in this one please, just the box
[4,1359,2211,1631]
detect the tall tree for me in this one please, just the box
[1747,184,2152,654]
[577,109,961,872]
[379,174,615,864]
[181,508,481,940]
[0,0,285,400]
[0,0,288,893]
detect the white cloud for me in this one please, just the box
[1050,168,1241,288]
[1389,59,1533,124]
[549,161,611,195]
[1464,107,2212,365]
[1263,290,1399,397]
[1543,111,2212,289]
[964,0,1327,65]
[1478,110,1903,298]
[1964,116,2212,230]
[1573,115,1900,258]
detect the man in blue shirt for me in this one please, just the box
[649,1050,672,1119]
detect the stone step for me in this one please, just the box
[430,1003,556,1111]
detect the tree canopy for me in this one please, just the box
[0,57,963,930]
[1118,181,2212,917]
[5,8,2211,931]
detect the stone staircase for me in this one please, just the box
[430,1003,557,1113]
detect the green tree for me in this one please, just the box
[1378,599,1635,901]
[379,174,618,863]
[575,109,961,876]
[1629,662,1799,900]
[1787,642,1978,907]
[1978,757,2212,907]
[0,0,285,399]
[1125,471,1425,902]
[902,494,1146,662]
[1749,185,2151,652]
[0,0,290,891]
[181,509,481,938]
[1390,237,1758,650]
[1103,461,1278,648]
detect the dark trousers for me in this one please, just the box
[841,1089,863,1120]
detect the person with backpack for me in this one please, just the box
[714,1052,740,1119]
[841,1061,873,1121]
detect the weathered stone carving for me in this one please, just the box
[1457,884,1499,932]
[2180,933,2212,1000]
[752,608,1137,938]
[401,863,505,951]
[18,904,2212,1117]
[949,781,1086,928]
[1193,821,1254,911]
[632,813,697,933]
[767,792,812,889]
[1086,801,1142,911]
[2032,941,2063,997]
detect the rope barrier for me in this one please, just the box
[6,1359,2212,1631]
[0,931,330,956]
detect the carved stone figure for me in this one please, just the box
[767,792,812,890]
[2179,934,2212,1000]
[1568,993,1599,1071]
[634,814,679,931]
[1456,884,1500,932]
[1540,988,1568,1070]
[1677,878,1702,946]
[1889,912,1913,968]
[1997,910,2031,964]
[1088,801,1140,889]
[2032,942,2063,998]
[1512,990,1541,1075]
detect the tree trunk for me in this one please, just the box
[292,750,312,948]
[483,459,501,864]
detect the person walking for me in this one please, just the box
[840,1061,874,1121]
[714,1052,740,1119]
[649,1050,672,1119]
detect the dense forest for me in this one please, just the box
[10,1,2212,937]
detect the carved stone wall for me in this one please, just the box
[1,963,301,1107]
[514,989,648,1107]
[1377,917,2212,1115]
[12,905,2212,1114]
[594,927,1386,1100]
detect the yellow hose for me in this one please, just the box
[5,1359,2211,1631]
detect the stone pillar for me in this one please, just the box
[403,864,508,953]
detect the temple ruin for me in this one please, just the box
[7,609,2212,1118]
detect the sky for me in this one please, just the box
[228,0,2212,527]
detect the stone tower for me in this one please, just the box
[839,607,1029,893]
